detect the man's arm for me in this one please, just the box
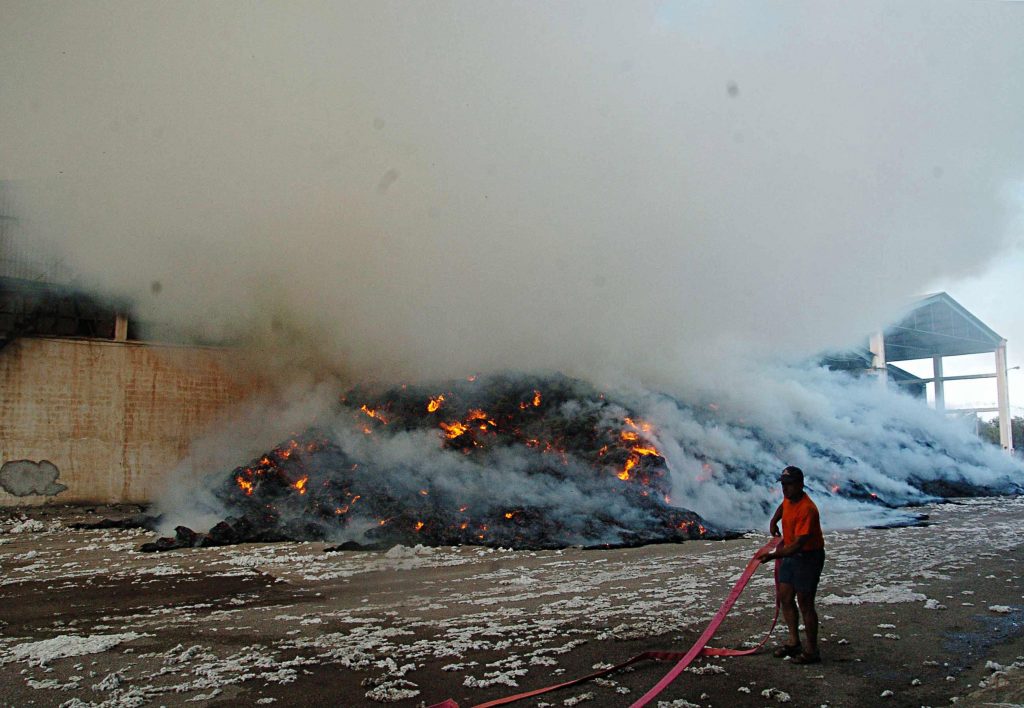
[769,503,783,537]
[757,533,810,562]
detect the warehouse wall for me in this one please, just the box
[0,337,253,506]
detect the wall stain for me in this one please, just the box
[0,459,68,496]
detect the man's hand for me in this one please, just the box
[756,550,774,562]
[770,523,780,537]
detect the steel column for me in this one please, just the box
[995,340,1013,452]
[869,331,888,387]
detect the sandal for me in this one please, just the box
[790,652,821,665]
[772,644,802,658]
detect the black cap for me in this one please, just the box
[779,466,804,484]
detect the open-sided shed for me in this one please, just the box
[879,292,1013,451]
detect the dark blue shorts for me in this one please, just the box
[778,548,825,594]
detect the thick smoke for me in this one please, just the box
[2,2,1023,385]
[634,365,1023,529]
[2,4,1023,536]
[150,369,1021,545]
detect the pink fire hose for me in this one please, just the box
[429,536,782,708]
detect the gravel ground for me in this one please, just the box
[1,497,1023,708]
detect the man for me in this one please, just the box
[756,465,825,664]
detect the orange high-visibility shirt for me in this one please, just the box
[782,493,824,552]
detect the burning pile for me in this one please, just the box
[143,375,719,552]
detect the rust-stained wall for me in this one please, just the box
[0,337,254,505]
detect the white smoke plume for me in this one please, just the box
[2,2,1023,386]
[2,3,1023,537]
[147,369,1021,544]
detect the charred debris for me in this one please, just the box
[140,374,719,552]
[125,373,1018,554]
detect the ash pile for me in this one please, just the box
[143,374,720,552]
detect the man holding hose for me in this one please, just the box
[756,465,825,664]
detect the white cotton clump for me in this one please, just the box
[134,565,181,576]
[988,605,1013,614]
[27,678,79,690]
[90,671,124,692]
[686,663,727,675]
[8,519,45,534]
[363,679,420,703]
[563,693,595,706]
[463,670,526,689]
[6,633,143,666]
[188,688,221,701]
[819,586,927,605]
[925,599,947,610]
[384,545,434,559]
[880,689,894,697]
[760,687,792,703]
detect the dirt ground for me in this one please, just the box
[1,497,1023,708]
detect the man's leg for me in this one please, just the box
[778,582,800,648]
[795,590,819,657]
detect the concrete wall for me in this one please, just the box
[0,337,253,506]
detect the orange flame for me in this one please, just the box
[440,421,468,438]
[415,521,425,531]
[618,456,637,481]
[632,446,659,457]
[620,431,640,442]
[236,476,254,495]
[624,417,652,433]
[533,390,542,407]
[360,404,388,424]
[427,395,445,413]
[504,511,515,519]
[466,409,492,423]
[292,475,309,495]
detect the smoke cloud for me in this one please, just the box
[2,2,1023,388]
[150,369,1022,542]
[4,3,1024,539]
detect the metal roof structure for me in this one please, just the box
[823,292,1013,452]
[883,292,1005,362]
